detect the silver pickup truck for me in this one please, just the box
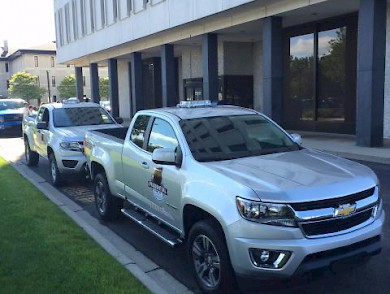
[84,101,384,294]
[23,101,122,186]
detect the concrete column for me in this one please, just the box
[161,44,176,107]
[202,33,218,101]
[108,58,119,117]
[263,17,283,124]
[90,63,100,103]
[75,67,83,101]
[356,0,387,147]
[131,52,143,116]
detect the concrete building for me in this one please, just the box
[0,42,108,104]
[54,0,389,147]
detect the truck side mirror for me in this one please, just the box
[37,121,48,130]
[290,133,302,145]
[152,146,182,168]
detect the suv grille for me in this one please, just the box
[301,209,373,237]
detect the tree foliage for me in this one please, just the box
[8,72,46,102]
[99,77,109,99]
[58,74,76,98]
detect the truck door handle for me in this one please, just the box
[140,162,149,169]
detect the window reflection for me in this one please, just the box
[318,27,346,122]
[289,33,314,121]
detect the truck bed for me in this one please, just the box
[91,127,128,142]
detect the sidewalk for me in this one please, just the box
[297,131,390,165]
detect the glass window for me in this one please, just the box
[53,107,114,127]
[37,108,49,123]
[130,115,150,148]
[52,76,56,87]
[5,63,9,72]
[34,56,39,67]
[50,56,55,67]
[180,114,299,162]
[317,27,346,122]
[288,33,314,121]
[147,118,178,153]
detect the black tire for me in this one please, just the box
[24,138,39,166]
[94,173,122,221]
[188,219,237,294]
[49,153,62,186]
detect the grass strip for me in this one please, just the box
[0,157,150,294]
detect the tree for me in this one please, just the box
[99,77,109,99]
[58,74,76,98]
[8,72,46,102]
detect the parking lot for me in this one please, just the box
[0,134,389,294]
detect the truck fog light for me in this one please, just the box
[260,250,270,262]
[249,249,291,269]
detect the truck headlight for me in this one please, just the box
[236,197,297,227]
[60,141,83,152]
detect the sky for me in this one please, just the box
[0,0,56,50]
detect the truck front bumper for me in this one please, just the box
[55,150,87,175]
[227,211,384,279]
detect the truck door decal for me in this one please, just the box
[148,167,168,201]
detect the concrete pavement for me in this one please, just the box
[298,131,390,165]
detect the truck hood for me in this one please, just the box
[204,149,377,203]
[55,124,121,141]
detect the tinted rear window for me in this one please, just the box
[53,107,114,127]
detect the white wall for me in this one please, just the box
[117,59,131,118]
[181,46,202,79]
[54,0,257,63]
[384,5,390,139]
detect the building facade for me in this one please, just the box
[0,44,108,104]
[54,0,389,146]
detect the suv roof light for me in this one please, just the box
[176,100,215,108]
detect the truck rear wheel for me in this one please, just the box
[49,153,62,186]
[94,173,122,221]
[188,219,237,294]
[24,138,39,166]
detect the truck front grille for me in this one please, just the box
[301,209,373,237]
[290,187,375,211]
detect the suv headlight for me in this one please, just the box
[60,141,83,152]
[236,197,297,227]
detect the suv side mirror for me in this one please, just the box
[37,121,48,130]
[152,146,182,167]
[115,117,124,124]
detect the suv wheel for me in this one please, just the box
[24,138,39,166]
[49,153,62,186]
[188,219,237,294]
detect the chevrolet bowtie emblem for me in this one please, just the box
[334,203,356,217]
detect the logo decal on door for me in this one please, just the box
[148,167,168,201]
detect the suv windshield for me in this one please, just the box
[0,100,25,110]
[180,114,299,162]
[53,107,115,127]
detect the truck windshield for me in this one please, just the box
[180,114,300,162]
[53,107,115,127]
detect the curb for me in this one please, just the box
[8,159,192,294]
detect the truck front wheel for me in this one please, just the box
[188,219,237,294]
[94,173,121,221]
[49,153,62,186]
[24,138,39,166]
